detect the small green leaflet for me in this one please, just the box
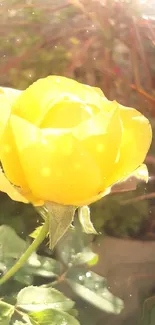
[17,286,75,312]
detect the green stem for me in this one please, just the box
[0,213,49,286]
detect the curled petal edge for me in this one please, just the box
[0,168,28,203]
[111,164,149,194]
[0,169,43,206]
[73,101,119,140]
[76,164,149,206]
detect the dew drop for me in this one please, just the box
[86,271,92,278]
[79,275,84,281]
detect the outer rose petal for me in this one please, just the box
[0,168,43,206]
[0,168,28,203]
[78,164,149,206]
[75,187,112,206]
[107,104,152,186]
[10,115,105,206]
[73,100,118,139]
[0,87,21,106]
[0,120,29,188]
[12,76,104,126]
[0,94,11,139]
[0,87,27,187]
[74,101,122,189]
[111,164,149,193]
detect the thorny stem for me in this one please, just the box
[0,208,49,286]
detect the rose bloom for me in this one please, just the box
[0,76,152,206]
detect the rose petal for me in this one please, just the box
[78,165,149,205]
[19,191,44,206]
[92,86,105,97]
[0,120,29,188]
[12,76,104,126]
[130,163,149,183]
[0,87,21,106]
[10,115,103,206]
[107,104,152,186]
[40,96,99,129]
[73,100,119,140]
[75,187,112,206]
[111,164,149,194]
[0,168,28,203]
[0,94,11,138]
[79,103,122,188]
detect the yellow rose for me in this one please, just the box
[0,76,152,206]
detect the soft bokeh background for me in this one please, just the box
[0,1,155,325]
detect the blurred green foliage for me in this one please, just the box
[0,0,155,116]
[91,190,149,238]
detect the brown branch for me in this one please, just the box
[133,17,152,90]
[121,193,155,205]
[130,84,155,104]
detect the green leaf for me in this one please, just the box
[0,259,33,286]
[17,286,75,312]
[72,248,98,266]
[0,253,60,286]
[14,269,33,286]
[0,301,14,325]
[78,206,98,234]
[0,223,61,285]
[45,203,76,250]
[0,225,26,260]
[57,220,95,267]
[67,269,124,315]
[29,309,80,325]
[26,253,61,278]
